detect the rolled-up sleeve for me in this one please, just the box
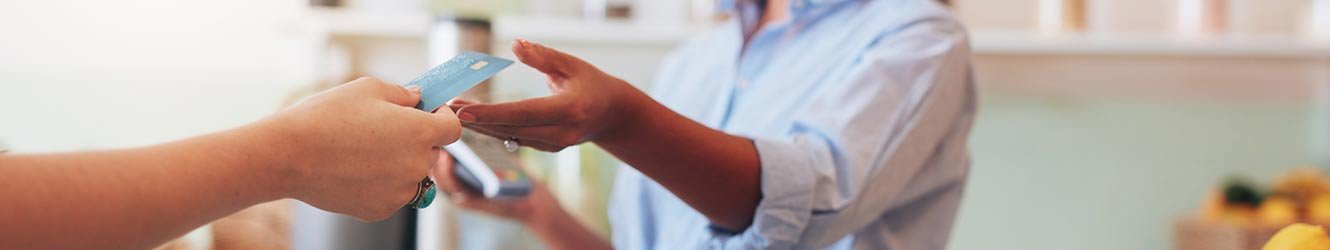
[705,18,974,249]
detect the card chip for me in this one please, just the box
[470,60,489,70]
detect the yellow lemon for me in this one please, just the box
[1309,194,1330,222]
[1264,223,1330,250]
[1261,197,1300,226]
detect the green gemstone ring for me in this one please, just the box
[408,177,437,209]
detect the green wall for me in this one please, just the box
[950,93,1321,249]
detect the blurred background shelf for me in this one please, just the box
[486,16,1330,59]
[487,16,708,101]
[301,7,432,38]
[491,16,709,45]
[972,30,1330,58]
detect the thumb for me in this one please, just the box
[511,39,589,79]
[380,81,423,108]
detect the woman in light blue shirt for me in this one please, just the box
[436,0,976,249]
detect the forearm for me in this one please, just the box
[523,192,613,250]
[0,123,288,249]
[594,90,762,231]
[453,42,763,231]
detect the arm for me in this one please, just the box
[521,188,613,250]
[459,20,973,248]
[456,40,761,231]
[0,123,289,249]
[0,77,461,249]
[594,92,762,231]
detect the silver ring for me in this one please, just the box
[503,138,520,152]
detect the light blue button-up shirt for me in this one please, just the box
[606,0,976,249]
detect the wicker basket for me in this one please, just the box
[1174,216,1307,250]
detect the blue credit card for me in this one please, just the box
[405,51,513,112]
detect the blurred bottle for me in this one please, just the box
[1038,0,1086,34]
[1176,0,1228,38]
[1228,0,1301,36]
[583,0,606,21]
[310,0,342,7]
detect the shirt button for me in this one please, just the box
[738,79,750,89]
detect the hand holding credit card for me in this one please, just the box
[406,51,531,198]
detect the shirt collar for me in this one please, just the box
[718,0,852,18]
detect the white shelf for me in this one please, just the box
[971,30,1330,59]
[302,7,432,38]
[490,17,1330,59]
[492,16,713,45]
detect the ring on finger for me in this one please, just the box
[503,137,520,152]
[406,177,437,209]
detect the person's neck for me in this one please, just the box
[742,0,792,47]
[757,0,791,30]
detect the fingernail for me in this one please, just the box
[457,111,476,122]
[405,85,421,94]
[518,39,533,51]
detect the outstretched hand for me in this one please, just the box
[451,40,760,232]
[452,39,652,152]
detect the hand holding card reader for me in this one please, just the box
[406,51,530,198]
[443,130,532,198]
